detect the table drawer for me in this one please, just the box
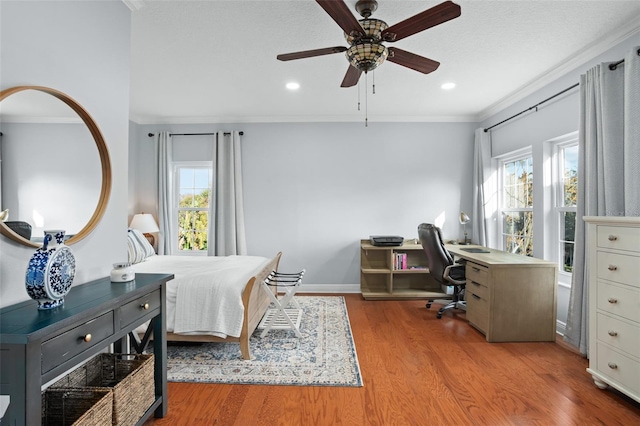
[597,251,640,288]
[42,311,114,374]
[466,279,489,300]
[120,289,161,329]
[466,292,489,333]
[597,225,640,253]
[596,281,640,322]
[595,343,640,395]
[596,313,640,357]
[466,262,489,286]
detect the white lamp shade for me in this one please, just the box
[129,213,159,233]
[459,211,470,224]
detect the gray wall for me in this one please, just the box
[480,34,640,331]
[129,121,477,288]
[0,1,131,307]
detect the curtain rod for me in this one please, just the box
[147,131,243,137]
[484,48,639,133]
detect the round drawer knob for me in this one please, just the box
[607,265,618,271]
[83,334,92,343]
[607,298,618,304]
[141,303,150,310]
[608,235,618,241]
[607,362,618,370]
[608,330,618,337]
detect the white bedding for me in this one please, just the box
[131,255,271,338]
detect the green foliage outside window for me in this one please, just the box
[178,189,210,251]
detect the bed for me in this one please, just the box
[127,230,282,360]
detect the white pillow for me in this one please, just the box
[127,228,156,264]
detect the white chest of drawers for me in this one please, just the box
[585,216,640,403]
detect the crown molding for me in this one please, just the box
[476,16,640,122]
[128,113,477,125]
[122,0,146,11]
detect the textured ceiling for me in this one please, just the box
[129,0,640,124]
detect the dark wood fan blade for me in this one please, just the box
[316,0,363,37]
[387,47,440,74]
[382,1,461,42]
[277,46,347,61]
[341,65,362,87]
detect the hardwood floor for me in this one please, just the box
[146,294,640,425]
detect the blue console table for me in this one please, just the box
[0,273,173,425]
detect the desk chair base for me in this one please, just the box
[434,300,466,319]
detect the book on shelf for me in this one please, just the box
[394,252,407,270]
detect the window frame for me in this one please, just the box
[173,161,213,255]
[551,135,579,286]
[497,148,534,256]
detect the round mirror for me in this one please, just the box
[0,86,111,248]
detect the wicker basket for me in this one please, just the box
[51,353,155,426]
[42,388,113,426]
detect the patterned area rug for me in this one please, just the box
[166,296,363,387]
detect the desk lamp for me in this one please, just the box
[130,213,159,246]
[459,211,470,244]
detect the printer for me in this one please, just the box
[370,235,404,247]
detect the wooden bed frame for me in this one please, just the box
[160,252,282,360]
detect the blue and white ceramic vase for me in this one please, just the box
[25,230,76,310]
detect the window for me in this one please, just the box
[499,154,533,256]
[175,163,212,253]
[555,142,578,274]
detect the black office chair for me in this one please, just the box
[5,221,32,240]
[418,223,466,318]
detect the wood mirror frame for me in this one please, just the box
[0,86,112,248]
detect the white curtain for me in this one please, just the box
[471,128,498,247]
[564,46,640,355]
[208,131,247,256]
[155,131,174,255]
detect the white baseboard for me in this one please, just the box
[297,283,361,293]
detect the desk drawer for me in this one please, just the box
[466,292,488,333]
[42,311,114,374]
[596,282,640,323]
[466,279,489,300]
[596,251,640,288]
[466,262,489,285]
[597,225,640,253]
[595,343,640,395]
[596,313,640,357]
[120,289,161,329]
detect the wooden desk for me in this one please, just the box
[0,273,173,425]
[446,244,558,342]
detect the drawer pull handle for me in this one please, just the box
[140,303,150,310]
[83,334,92,343]
[472,267,480,272]
[608,235,618,241]
[608,298,618,304]
[472,294,481,300]
[607,362,618,370]
[608,330,618,337]
[607,265,618,271]
[470,281,480,286]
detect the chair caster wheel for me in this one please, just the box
[426,303,431,308]
[436,314,442,319]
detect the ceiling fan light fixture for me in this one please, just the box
[346,43,388,72]
[344,18,388,44]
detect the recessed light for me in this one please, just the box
[286,82,300,90]
[441,82,456,90]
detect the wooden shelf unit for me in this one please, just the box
[360,239,447,300]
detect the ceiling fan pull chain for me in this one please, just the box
[357,79,361,111]
[372,71,376,95]
[365,72,368,127]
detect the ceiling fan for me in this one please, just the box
[277,0,461,88]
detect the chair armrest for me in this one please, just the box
[443,264,466,286]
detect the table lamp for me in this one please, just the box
[129,213,159,246]
[459,211,470,244]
